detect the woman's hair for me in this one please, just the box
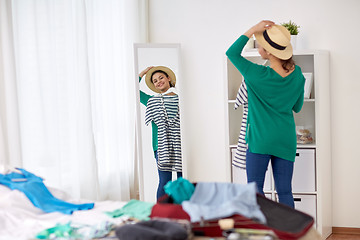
[281,57,295,73]
[151,70,174,87]
[262,46,295,73]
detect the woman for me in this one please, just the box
[139,66,182,200]
[226,20,305,208]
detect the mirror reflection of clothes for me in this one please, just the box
[140,78,159,156]
[139,77,182,171]
[139,78,182,199]
[155,150,182,199]
[145,95,182,172]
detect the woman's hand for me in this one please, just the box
[244,20,275,38]
[139,66,154,78]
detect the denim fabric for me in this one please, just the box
[154,151,182,200]
[246,149,294,208]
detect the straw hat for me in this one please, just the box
[255,24,293,60]
[145,66,176,93]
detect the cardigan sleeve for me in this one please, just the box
[292,84,304,113]
[226,35,259,80]
[139,77,151,106]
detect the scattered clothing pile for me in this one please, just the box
[0,169,314,240]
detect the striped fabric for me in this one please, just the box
[145,95,182,172]
[233,81,248,169]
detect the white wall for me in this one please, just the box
[148,0,360,228]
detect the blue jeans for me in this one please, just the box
[246,149,294,208]
[154,151,182,200]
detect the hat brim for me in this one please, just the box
[255,31,293,60]
[145,66,176,93]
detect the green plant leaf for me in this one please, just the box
[281,20,300,35]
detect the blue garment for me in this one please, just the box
[181,182,266,224]
[155,151,182,200]
[164,177,195,204]
[0,168,94,214]
[246,149,294,208]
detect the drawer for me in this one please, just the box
[275,194,317,228]
[292,149,316,192]
[294,194,317,228]
[231,148,272,191]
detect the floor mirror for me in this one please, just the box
[133,43,185,202]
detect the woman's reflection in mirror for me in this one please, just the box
[139,66,182,200]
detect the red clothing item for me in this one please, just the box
[150,203,190,220]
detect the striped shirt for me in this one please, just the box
[233,81,248,169]
[145,95,182,172]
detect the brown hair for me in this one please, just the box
[281,57,295,73]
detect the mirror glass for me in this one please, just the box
[134,43,183,202]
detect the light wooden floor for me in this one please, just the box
[326,234,360,239]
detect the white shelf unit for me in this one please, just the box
[224,49,332,239]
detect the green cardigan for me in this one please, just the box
[226,35,305,161]
[139,77,158,153]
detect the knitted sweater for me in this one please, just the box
[226,35,305,161]
[139,78,158,153]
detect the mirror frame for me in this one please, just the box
[133,43,186,201]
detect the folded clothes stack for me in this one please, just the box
[297,129,313,144]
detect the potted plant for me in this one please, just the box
[281,20,300,49]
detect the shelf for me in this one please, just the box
[229,99,315,103]
[231,144,315,149]
[297,143,316,148]
[293,192,317,195]
[270,191,317,195]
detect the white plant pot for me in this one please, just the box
[291,35,298,49]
